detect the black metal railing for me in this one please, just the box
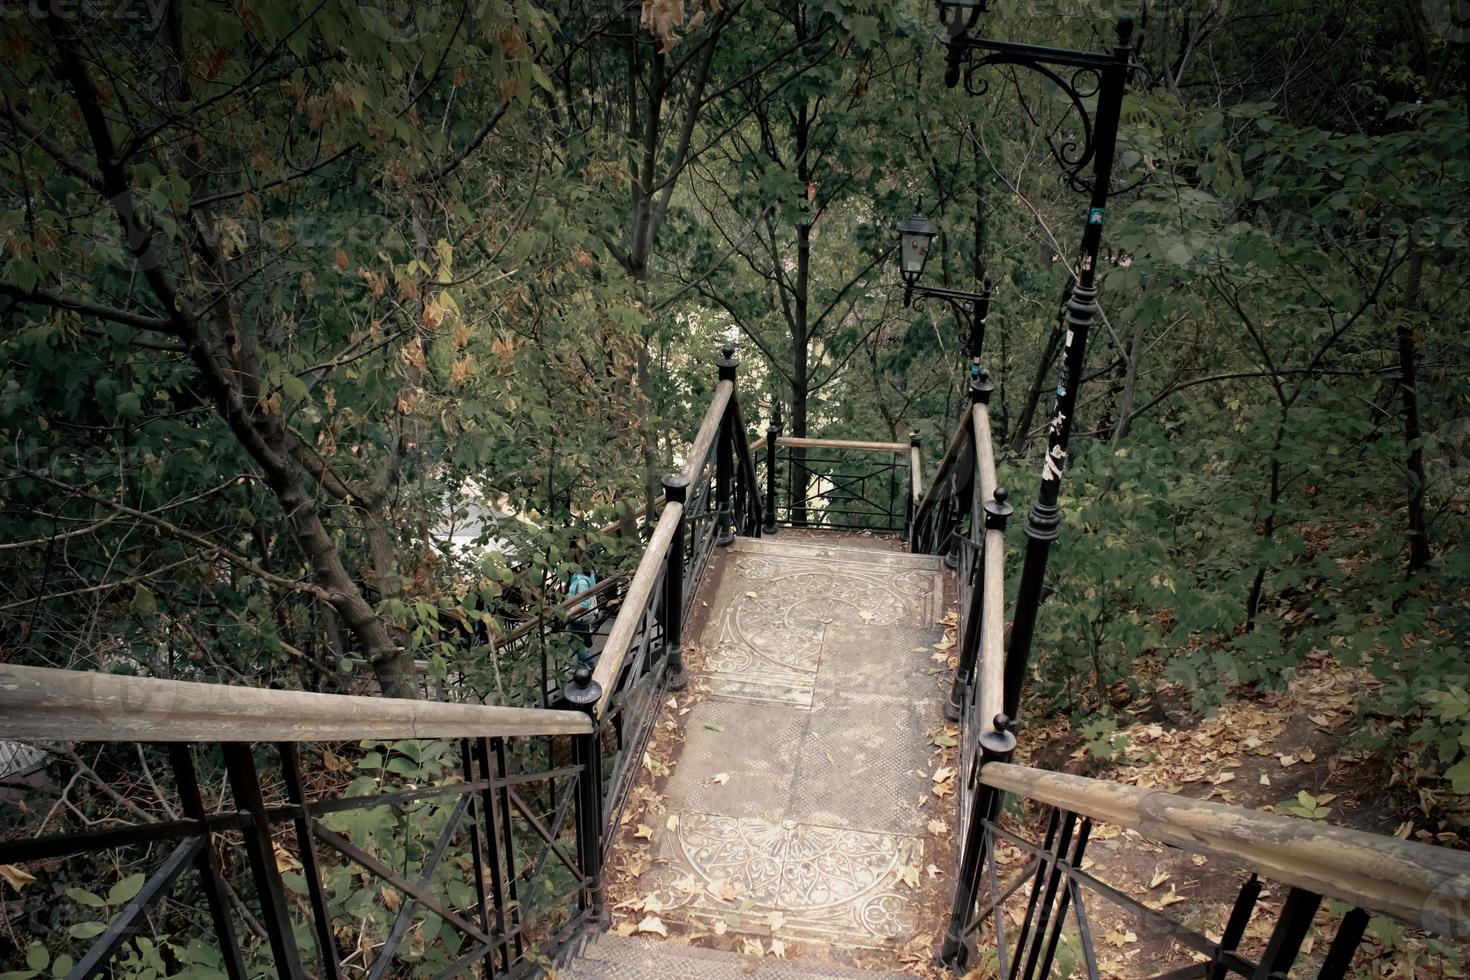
[953,763,1470,979]
[758,433,916,534]
[0,667,600,980]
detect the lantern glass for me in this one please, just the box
[897,212,938,284]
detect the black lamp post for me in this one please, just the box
[933,4,1135,970]
[896,213,991,383]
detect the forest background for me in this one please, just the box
[0,0,1466,902]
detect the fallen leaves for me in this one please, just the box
[709,878,741,902]
[0,865,36,892]
[637,915,668,937]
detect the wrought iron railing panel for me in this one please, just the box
[958,801,1381,980]
[759,440,913,534]
[0,733,596,979]
[598,559,670,848]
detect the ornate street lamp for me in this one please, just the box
[931,6,1138,971]
[896,212,937,288]
[895,214,990,383]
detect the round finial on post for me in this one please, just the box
[1115,14,1135,49]
[910,429,922,448]
[993,713,1010,731]
[717,345,739,381]
[562,666,603,715]
[969,367,995,405]
[661,472,689,505]
[984,486,1014,530]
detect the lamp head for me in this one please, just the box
[897,211,939,287]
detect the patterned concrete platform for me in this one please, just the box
[630,536,947,953]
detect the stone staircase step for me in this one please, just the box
[560,934,918,979]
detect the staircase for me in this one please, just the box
[560,934,916,978]
[567,534,946,976]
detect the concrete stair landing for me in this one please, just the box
[563,535,947,977]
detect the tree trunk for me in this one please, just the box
[1396,252,1432,572]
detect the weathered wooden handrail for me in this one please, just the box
[971,402,1005,744]
[589,501,684,717]
[972,402,997,506]
[775,436,909,453]
[0,663,593,743]
[982,762,1470,930]
[683,381,733,484]
[912,408,978,539]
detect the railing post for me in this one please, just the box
[946,486,1009,723]
[1004,17,1131,725]
[905,430,921,543]
[716,345,739,546]
[562,667,606,923]
[662,473,689,691]
[763,415,781,534]
[940,487,1016,968]
[939,715,1017,968]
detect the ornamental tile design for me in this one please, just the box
[703,539,942,707]
[639,813,923,947]
[628,534,947,957]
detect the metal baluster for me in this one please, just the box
[1316,907,1370,980]
[492,737,525,963]
[1015,811,1077,980]
[1036,817,1092,980]
[221,742,306,980]
[473,737,513,974]
[277,742,344,980]
[1253,887,1322,979]
[662,474,689,691]
[167,744,248,980]
[1004,809,1061,980]
[1208,873,1262,979]
[460,741,492,942]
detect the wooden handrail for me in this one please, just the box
[590,501,683,718]
[972,402,997,505]
[0,664,593,743]
[775,436,909,453]
[981,762,1470,929]
[971,402,1005,742]
[912,409,976,532]
[591,380,735,716]
[682,381,733,484]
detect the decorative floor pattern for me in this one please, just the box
[701,539,942,708]
[633,535,947,953]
